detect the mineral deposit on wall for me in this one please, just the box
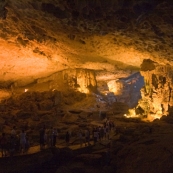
[136,59,173,120]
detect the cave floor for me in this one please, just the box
[1,114,173,173]
[0,127,118,158]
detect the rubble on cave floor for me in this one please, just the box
[1,89,173,172]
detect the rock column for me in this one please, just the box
[137,59,173,120]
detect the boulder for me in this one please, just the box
[42,91,54,100]
[35,92,43,101]
[29,102,38,112]
[62,113,78,124]
[39,100,53,111]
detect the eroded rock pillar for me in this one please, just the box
[136,59,173,120]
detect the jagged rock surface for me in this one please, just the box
[12,68,97,93]
[136,59,173,120]
[0,0,173,88]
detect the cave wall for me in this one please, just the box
[10,68,97,94]
[1,0,173,86]
[137,59,173,120]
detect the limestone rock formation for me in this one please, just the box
[1,1,173,172]
[136,59,173,120]
[0,0,173,89]
[0,0,172,115]
[20,68,96,93]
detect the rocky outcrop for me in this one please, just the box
[100,72,144,108]
[136,59,173,120]
[37,68,97,93]
[0,89,87,144]
[9,68,97,95]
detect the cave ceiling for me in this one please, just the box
[0,0,173,88]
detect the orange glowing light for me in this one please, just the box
[24,89,28,92]
[107,80,117,93]
[77,87,89,94]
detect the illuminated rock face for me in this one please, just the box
[0,0,173,110]
[136,59,173,120]
[97,72,144,108]
[12,68,97,94]
[0,0,173,89]
[107,80,123,95]
[37,68,97,93]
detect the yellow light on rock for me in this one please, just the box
[24,89,28,92]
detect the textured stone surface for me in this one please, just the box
[0,0,173,89]
[136,59,173,120]
[0,1,172,121]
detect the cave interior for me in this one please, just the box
[1,0,173,172]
